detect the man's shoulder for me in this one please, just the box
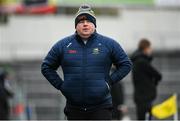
[97,33,120,48]
[54,34,75,47]
[135,57,150,65]
[97,33,115,43]
[57,34,75,44]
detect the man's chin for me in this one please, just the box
[82,31,91,35]
[81,34,91,38]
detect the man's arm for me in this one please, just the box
[109,40,132,85]
[140,60,162,82]
[41,41,63,90]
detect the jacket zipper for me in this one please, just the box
[82,45,87,110]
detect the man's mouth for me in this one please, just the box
[83,28,89,31]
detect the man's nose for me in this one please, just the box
[83,20,88,26]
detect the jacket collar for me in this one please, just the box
[75,30,97,46]
[131,49,153,63]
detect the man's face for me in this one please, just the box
[76,19,95,39]
[144,46,153,56]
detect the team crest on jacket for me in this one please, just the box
[92,48,99,54]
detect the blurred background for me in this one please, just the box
[0,0,180,120]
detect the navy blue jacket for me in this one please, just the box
[41,32,132,108]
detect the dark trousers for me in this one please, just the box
[64,106,112,120]
[0,104,9,120]
[0,98,9,120]
[112,105,123,120]
[136,102,152,120]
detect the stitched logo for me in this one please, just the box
[92,48,99,54]
[66,42,72,48]
[68,50,77,54]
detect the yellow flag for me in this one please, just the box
[152,94,177,119]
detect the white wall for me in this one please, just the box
[0,8,180,61]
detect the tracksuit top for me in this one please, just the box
[41,32,132,109]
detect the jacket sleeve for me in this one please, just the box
[140,59,162,82]
[109,40,132,85]
[41,41,63,90]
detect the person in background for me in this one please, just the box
[131,38,162,120]
[0,68,13,120]
[41,4,132,120]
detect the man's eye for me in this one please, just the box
[86,20,91,23]
[79,21,84,23]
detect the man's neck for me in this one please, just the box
[79,34,91,39]
[82,39,88,44]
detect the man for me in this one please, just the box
[41,4,132,120]
[131,39,162,120]
[0,68,13,120]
